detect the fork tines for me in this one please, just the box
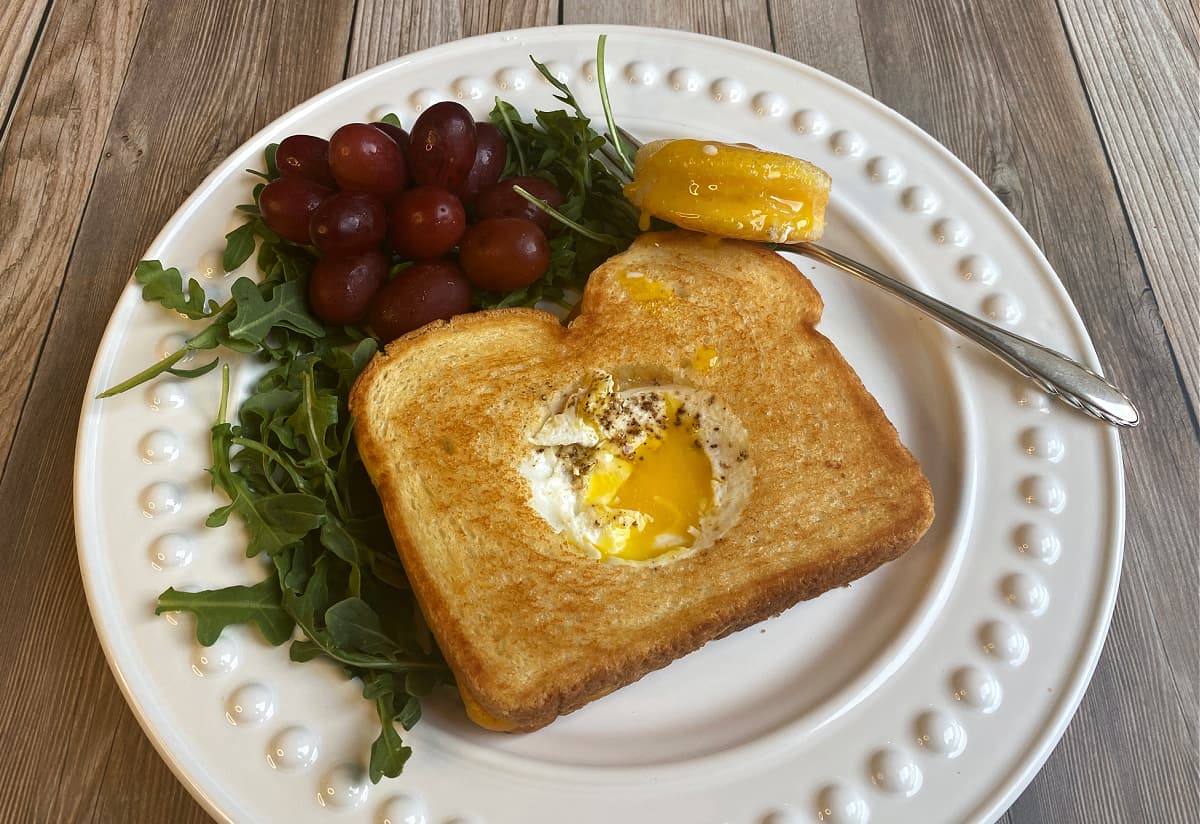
[597,127,644,184]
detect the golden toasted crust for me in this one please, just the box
[350,231,934,731]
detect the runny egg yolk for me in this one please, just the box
[623,139,832,243]
[584,399,714,562]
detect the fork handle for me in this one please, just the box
[793,243,1140,427]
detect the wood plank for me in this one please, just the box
[347,0,556,76]
[0,0,356,820]
[770,0,872,94]
[89,710,213,824]
[0,0,147,482]
[562,0,773,51]
[1011,576,1200,821]
[1058,0,1200,411]
[249,0,358,131]
[856,0,1199,820]
[0,0,50,138]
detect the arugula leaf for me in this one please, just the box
[594,35,634,176]
[493,96,528,175]
[350,338,378,371]
[166,358,220,379]
[288,640,326,663]
[321,518,371,568]
[135,260,216,319]
[245,143,280,182]
[286,367,339,463]
[156,573,294,645]
[208,489,326,558]
[95,314,230,398]
[209,402,327,556]
[365,674,412,781]
[223,222,257,271]
[404,669,440,698]
[226,278,325,345]
[239,388,301,435]
[278,538,319,594]
[289,554,334,630]
[530,57,588,120]
[360,683,422,766]
[395,694,422,730]
[326,597,404,658]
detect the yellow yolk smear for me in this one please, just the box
[459,685,517,731]
[690,344,720,373]
[591,401,714,562]
[619,270,675,303]
[623,139,831,244]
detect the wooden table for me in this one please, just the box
[1,2,1195,821]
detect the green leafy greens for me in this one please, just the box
[100,38,640,782]
[482,49,640,309]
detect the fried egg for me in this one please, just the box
[519,371,754,565]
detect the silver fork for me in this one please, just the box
[597,129,1139,428]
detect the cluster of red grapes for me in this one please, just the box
[258,101,566,342]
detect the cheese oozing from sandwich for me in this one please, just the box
[519,372,754,564]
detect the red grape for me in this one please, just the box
[368,259,473,342]
[406,101,477,194]
[371,121,411,154]
[275,134,336,188]
[309,191,387,256]
[475,176,565,231]
[458,218,549,290]
[461,122,507,203]
[329,123,406,198]
[308,249,387,325]
[388,186,466,260]
[259,177,332,244]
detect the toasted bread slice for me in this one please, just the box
[350,230,934,731]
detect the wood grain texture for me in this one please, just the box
[562,0,773,51]
[1058,0,1200,411]
[856,0,1199,819]
[0,0,146,481]
[251,1,357,131]
[0,1,356,821]
[0,0,49,137]
[346,0,556,76]
[87,705,213,824]
[771,0,872,94]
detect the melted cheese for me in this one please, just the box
[459,686,517,731]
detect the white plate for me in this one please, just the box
[75,25,1123,824]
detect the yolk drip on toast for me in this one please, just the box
[618,270,675,302]
[690,344,720,373]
